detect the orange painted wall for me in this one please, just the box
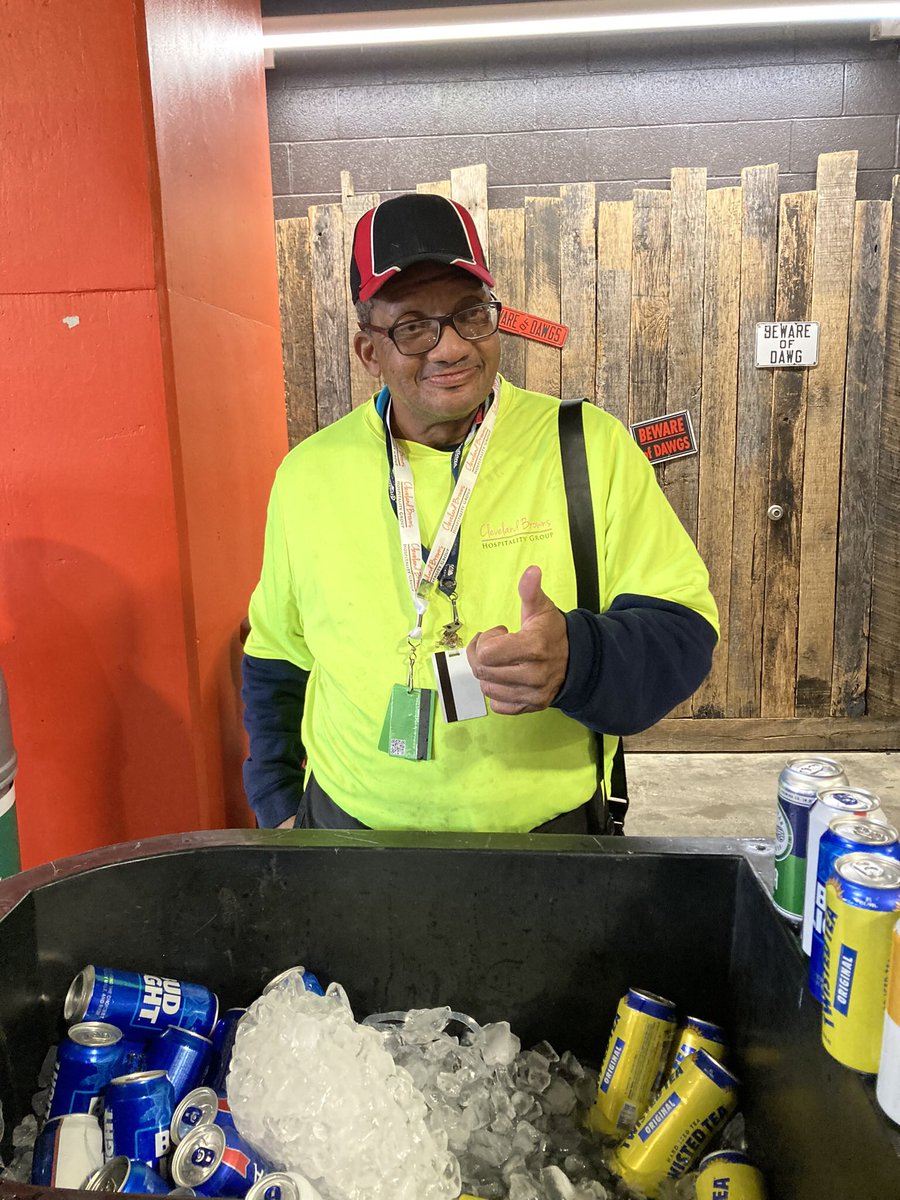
[1,0,287,866]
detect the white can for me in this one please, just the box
[801,788,883,955]
[877,918,900,1123]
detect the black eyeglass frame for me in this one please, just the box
[359,300,503,356]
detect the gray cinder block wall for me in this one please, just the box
[266,21,900,218]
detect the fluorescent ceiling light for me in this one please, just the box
[263,2,900,50]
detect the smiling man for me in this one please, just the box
[241,193,718,834]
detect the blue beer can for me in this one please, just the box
[170,1122,272,1197]
[84,1156,170,1194]
[103,1069,175,1170]
[47,1021,128,1120]
[32,1113,103,1188]
[261,966,325,998]
[203,1008,246,1093]
[171,1087,235,1146]
[65,966,219,1039]
[809,818,900,1001]
[146,1026,213,1104]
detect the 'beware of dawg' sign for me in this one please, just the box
[630,410,698,466]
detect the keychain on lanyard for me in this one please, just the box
[376,380,500,759]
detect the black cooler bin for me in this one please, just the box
[1,831,899,1198]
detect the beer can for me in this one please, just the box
[31,1112,103,1188]
[46,1021,127,1120]
[171,1086,235,1146]
[170,1121,272,1196]
[822,853,900,1073]
[665,1016,727,1082]
[877,918,900,1123]
[587,988,677,1136]
[203,1008,246,1093]
[103,1069,175,1170]
[808,818,900,1002]
[695,1150,767,1199]
[245,1171,325,1200]
[261,966,325,998]
[802,788,884,955]
[611,1050,739,1198]
[774,756,848,921]
[84,1156,170,1194]
[146,1026,213,1104]
[66,966,219,1039]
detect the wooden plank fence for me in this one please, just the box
[275,159,900,748]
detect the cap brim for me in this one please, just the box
[358,254,495,303]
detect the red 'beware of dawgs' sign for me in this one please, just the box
[630,410,698,465]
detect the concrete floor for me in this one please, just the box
[624,750,900,838]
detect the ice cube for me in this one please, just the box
[542,1077,577,1116]
[479,1022,521,1068]
[12,1116,37,1149]
[531,1040,560,1063]
[508,1173,541,1200]
[541,1164,576,1199]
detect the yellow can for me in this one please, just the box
[611,1049,738,1198]
[588,988,677,1137]
[821,853,900,1074]
[665,1015,727,1084]
[696,1150,767,1199]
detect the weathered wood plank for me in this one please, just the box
[832,200,892,716]
[869,174,900,715]
[559,182,597,400]
[727,163,780,717]
[796,151,858,714]
[662,167,706,544]
[524,197,561,397]
[625,716,900,752]
[341,184,380,410]
[595,199,633,425]
[451,164,489,251]
[275,217,317,447]
[693,187,743,718]
[629,189,671,427]
[309,203,350,428]
[416,180,452,199]
[761,192,818,717]
[489,207,526,386]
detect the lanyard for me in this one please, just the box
[379,380,500,643]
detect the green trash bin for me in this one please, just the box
[0,668,20,879]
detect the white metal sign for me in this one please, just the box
[755,321,819,368]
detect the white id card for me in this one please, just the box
[432,649,487,723]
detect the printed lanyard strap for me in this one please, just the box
[382,379,500,636]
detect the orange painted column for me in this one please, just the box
[0,0,287,867]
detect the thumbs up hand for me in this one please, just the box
[466,566,569,715]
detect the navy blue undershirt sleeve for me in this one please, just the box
[552,594,718,736]
[241,653,309,828]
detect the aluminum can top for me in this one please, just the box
[781,756,846,793]
[692,1048,739,1089]
[69,1022,124,1048]
[246,1174,304,1200]
[65,966,96,1023]
[817,788,881,814]
[834,853,900,900]
[261,966,324,997]
[681,1017,726,1044]
[107,1068,168,1088]
[625,988,677,1022]
[826,818,898,848]
[83,1156,168,1194]
[171,1123,228,1187]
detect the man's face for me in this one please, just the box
[354,262,502,443]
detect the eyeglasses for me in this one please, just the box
[361,301,502,356]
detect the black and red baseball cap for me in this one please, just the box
[350,193,494,304]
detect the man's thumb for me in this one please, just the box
[519,565,553,625]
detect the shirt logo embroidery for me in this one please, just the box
[480,517,555,548]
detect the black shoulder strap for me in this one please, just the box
[558,400,629,835]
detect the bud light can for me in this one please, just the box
[588,988,677,1137]
[171,1087,235,1146]
[103,1070,175,1170]
[84,1156,170,1194]
[822,853,900,1074]
[145,1026,213,1104]
[170,1122,272,1196]
[246,1172,325,1200]
[31,1113,104,1188]
[665,1016,727,1084]
[774,756,847,921]
[203,1008,246,1093]
[808,818,899,1002]
[696,1150,767,1199]
[65,966,219,1039]
[47,1022,128,1120]
[261,966,325,997]
[612,1050,739,1198]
